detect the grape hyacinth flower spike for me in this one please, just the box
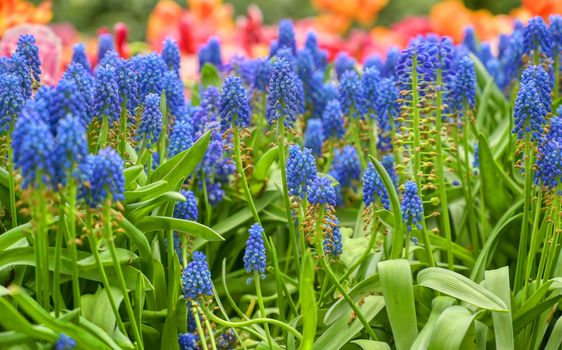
[266,57,298,128]
[244,223,267,280]
[182,251,213,299]
[304,118,324,157]
[78,147,125,208]
[220,75,250,132]
[286,145,317,199]
[363,163,390,210]
[16,34,41,83]
[401,181,424,232]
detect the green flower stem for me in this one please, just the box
[434,70,453,269]
[85,212,127,335]
[204,316,217,350]
[411,57,422,191]
[320,209,379,302]
[102,202,144,349]
[523,188,544,300]
[320,258,378,340]
[514,135,534,292]
[368,155,405,259]
[254,271,274,349]
[53,204,64,316]
[119,101,128,158]
[479,169,486,242]
[36,189,50,309]
[277,117,301,275]
[97,114,110,152]
[389,112,403,183]
[66,181,81,309]
[233,127,261,226]
[367,117,377,157]
[419,220,436,267]
[193,305,209,350]
[462,109,479,251]
[201,305,303,342]
[7,128,17,228]
[353,118,367,169]
[200,169,212,226]
[323,141,336,174]
[158,94,169,164]
[541,194,561,285]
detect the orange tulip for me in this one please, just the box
[0,0,52,37]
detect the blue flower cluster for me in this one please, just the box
[244,223,267,276]
[401,181,424,231]
[78,147,125,207]
[174,190,199,221]
[286,145,317,198]
[137,93,163,146]
[363,163,390,210]
[512,65,551,141]
[308,176,336,207]
[220,75,251,131]
[304,118,324,156]
[323,217,343,258]
[182,251,213,299]
[55,333,76,350]
[199,37,223,70]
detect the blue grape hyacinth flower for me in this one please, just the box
[137,93,163,147]
[401,181,424,231]
[169,119,194,158]
[182,251,213,299]
[512,70,550,142]
[339,70,366,119]
[321,99,345,140]
[174,190,198,221]
[199,37,223,70]
[98,34,114,62]
[304,118,324,157]
[94,66,121,123]
[0,73,25,132]
[55,333,76,350]
[220,75,250,132]
[363,163,390,210]
[308,176,336,207]
[54,115,88,185]
[12,111,55,189]
[323,217,343,258]
[266,57,298,128]
[71,43,91,72]
[16,34,41,82]
[178,333,198,350]
[162,37,181,74]
[78,147,125,207]
[244,223,267,278]
[286,145,317,198]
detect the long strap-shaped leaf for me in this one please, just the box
[378,259,418,350]
[418,267,508,311]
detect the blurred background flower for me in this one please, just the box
[2,0,559,83]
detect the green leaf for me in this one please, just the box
[124,165,144,188]
[351,340,391,350]
[82,287,124,335]
[212,191,278,235]
[417,267,508,311]
[368,155,404,259]
[312,295,384,349]
[545,316,562,350]
[126,191,186,222]
[124,180,168,203]
[411,296,457,350]
[117,217,154,278]
[136,216,224,241]
[150,131,211,190]
[200,63,222,88]
[324,274,381,325]
[478,134,514,219]
[428,306,476,350]
[378,259,418,350]
[0,222,32,250]
[484,267,514,349]
[299,251,316,350]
